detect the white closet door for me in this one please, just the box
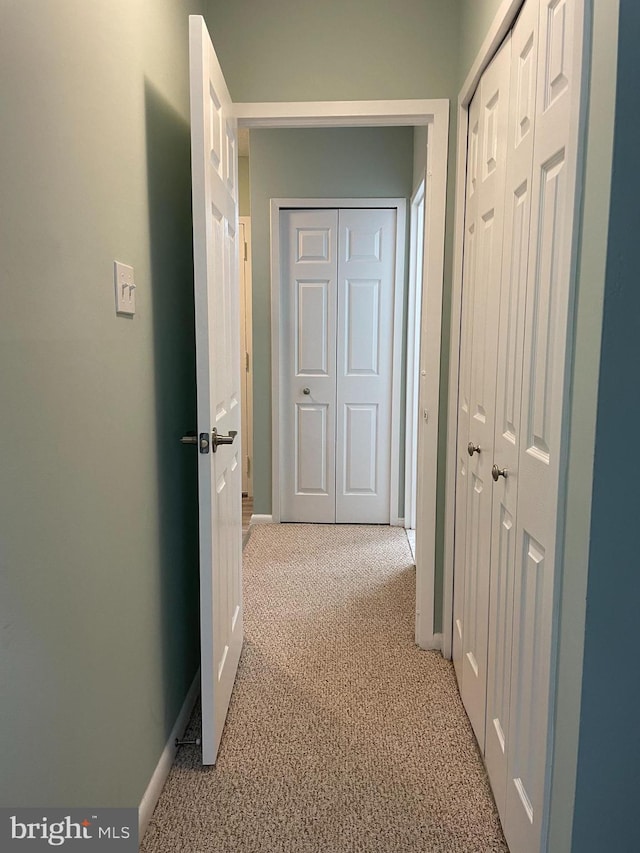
[504,1,585,850]
[453,88,481,683]
[485,0,539,815]
[336,208,396,523]
[280,209,338,523]
[460,34,512,752]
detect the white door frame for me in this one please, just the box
[404,179,426,532]
[271,198,406,526]
[239,216,253,497]
[232,99,449,650]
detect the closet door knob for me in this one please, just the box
[492,464,508,481]
[467,442,481,456]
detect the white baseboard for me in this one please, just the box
[138,668,201,839]
[415,631,443,652]
[250,514,273,525]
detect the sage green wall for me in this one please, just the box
[249,127,414,514]
[205,0,460,102]
[458,0,503,85]
[0,0,203,807]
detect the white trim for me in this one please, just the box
[404,179,426,532]
[233,99,444,128]
[250,513,274,525]
[239,216,254,498]
[234,98,449,652]
[139,668,200,839]
[442,0,525,661]
[270,198,406,527]
[414,115,448,651]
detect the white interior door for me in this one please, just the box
[460,35,512,751]
[485,0,539,815]
[189,15,243,765]
[280,208,396,524]
[504,1,585,849]
[336,208,396,523]
[280,209,338,523]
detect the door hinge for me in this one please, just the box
[247,456,251,476]
[244,241,248,262]
[245,351,250,372]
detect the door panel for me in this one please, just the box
[336,208,395,523]
[505,1,585,850]
[281,209,338,523]
[189,15,243,765]
[460,34,512,753]
[453,89,481,681]
[485,0,539,816]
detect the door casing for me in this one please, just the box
[234,98,448,650]
[272,199,406,526]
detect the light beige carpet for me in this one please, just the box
[141,524,508,853]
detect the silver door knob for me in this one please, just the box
[467,442,481,456]
[212,428,237,452]
[492,464,508,481]
[180,434,198,445]
[302,387,311,395]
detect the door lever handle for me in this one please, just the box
[212,428,237,452]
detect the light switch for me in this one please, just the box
[114,261,136,316]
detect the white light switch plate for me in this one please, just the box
[114,261,136,316]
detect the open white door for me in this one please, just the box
[189,15,243,765]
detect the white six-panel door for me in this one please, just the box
[189,16,243,765]
[280,208,396,524]
[460,35,512,752]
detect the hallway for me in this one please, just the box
[141,525,507,852]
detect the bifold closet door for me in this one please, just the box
[280,209,339,524]
[484,0,539,817]
[336,208,395,524]
[280,208,396,524]
[459,34,512,753]
[503,1,585,850]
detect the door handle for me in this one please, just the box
[302,387,311,395]
[467,442,481,456]
[492,464,508,481]
[212,428,237,452]
[180,432,210,454]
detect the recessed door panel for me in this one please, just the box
[345,279,381,376]
[343,404,378,494]
[296,404,329,495]
[296,280,330,376]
